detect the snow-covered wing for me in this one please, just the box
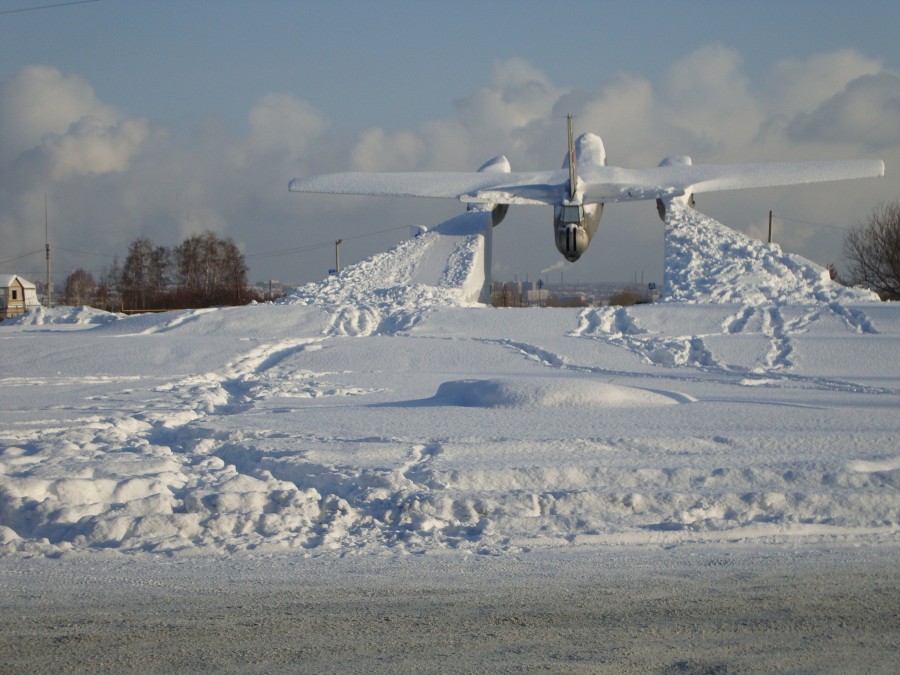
[579,159,885,204]
[289,170,570,206]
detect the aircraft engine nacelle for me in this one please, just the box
[467,155,511,226]
[656,155,695,221]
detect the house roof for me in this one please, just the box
[0,274,37,289]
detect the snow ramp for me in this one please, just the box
[663,204,879,305]
[282,209,493,335]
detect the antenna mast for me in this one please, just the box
[45,193,52,309]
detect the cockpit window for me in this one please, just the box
[560,205,583,223]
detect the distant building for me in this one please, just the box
[252,279,297,300]
[523,289,550,306]
[0,274,40,320]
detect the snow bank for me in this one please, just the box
[663,205,879,304]
[4,305,122,326]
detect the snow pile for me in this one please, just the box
[282,211,490,336]
[3,305,122,326]
[431,377,687,407]
[663,205,879,304]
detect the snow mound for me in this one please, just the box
[281,211,490,336]
[3,305,122,326]
[663,205,879,305]
[432,378,689,408]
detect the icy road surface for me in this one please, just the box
[1,547,896,673]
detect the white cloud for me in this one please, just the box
[246,93,326,164]
[1,48,896,287]
[0,65,118,168]
[350,128,425,171]
[576,74,666,167]
[42,116,151,180]
[664,45,762,154]
[0,66,152,184]
[787,73,900,149]
[452,58,561,161]
[766,50,883,117]
[178,207,229,240]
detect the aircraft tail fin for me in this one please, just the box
[567,114,577,201]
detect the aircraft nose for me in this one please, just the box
[556,223,586,262]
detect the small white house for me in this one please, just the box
[1,274,41,320]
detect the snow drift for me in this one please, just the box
[1,207,896,557]
[430,377,689,408]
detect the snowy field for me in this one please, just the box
[1,207,898,670]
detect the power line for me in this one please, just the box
[0,249,43,265]
[246,224,411,260]
[56,245,118,258]
[5,223,411,268]
[774,214,852,232]
[0,0,100,15]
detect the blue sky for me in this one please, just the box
[2,0,899,287]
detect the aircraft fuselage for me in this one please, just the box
[553,202,603,261]
[553,130,607,262]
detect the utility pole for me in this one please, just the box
[45,193,52,309]
[768,210,773,244]
[335,239,343,275]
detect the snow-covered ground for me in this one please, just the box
[1,206,897,669]
[2,206,896,556]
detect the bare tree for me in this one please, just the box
[844,201,900,300]
[149,245,171,297]
[63,268,95,306]
[102,232,253,311]
[120,237,158,310]
[175,231,249,305]
[219,236,249,304]
[175,233,204,295]
[94,257,121,311]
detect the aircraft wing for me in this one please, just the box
[291,159,884,206]
[289,170,570,205]
[579,159,885,204]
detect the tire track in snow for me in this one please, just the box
[402,442,443,489]
[763,306,792,369]
[0,337,384,554]
[325,306,381,337]
[828,303,880,334]
[572,306,643,339]
[157,336,380,418]
[762,306,822,371]
[723,306,757,334]
[571,307,726,373]
[476,315,900,397]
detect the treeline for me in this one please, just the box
[843,200,900,300]
[64,231,261,311]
